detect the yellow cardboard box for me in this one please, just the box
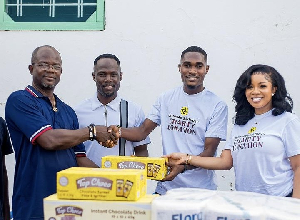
[44,194,159,220]
[102,156,168,180]
[57,167,146,201]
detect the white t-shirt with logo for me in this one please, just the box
[148,86,228,195]
[225,110,300,196]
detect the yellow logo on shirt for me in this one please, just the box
[180,106,188,116]
[248,127,256,134]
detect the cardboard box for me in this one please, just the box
[57,167,146,201]
[44,194,159,220]
[102,156,168,180]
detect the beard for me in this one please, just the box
[97,82,120,98]
[98,86,116,98]
[186,85,197,89]
[99,90,116,97]
[42,82,56,89]
[41,77,59,89]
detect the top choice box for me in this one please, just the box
[57,167,146,201]
[101,156,168,180]
[44,194,159,220]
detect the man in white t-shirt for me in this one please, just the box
[112,46,228,195]
[75,54,150,167]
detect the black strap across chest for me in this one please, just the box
[119,99,128,156]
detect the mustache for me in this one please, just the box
[43,74,56,79]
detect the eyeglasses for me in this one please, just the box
[32,62,62,71]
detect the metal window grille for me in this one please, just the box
[5,0,97,22]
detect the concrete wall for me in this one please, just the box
[1,0,300,203]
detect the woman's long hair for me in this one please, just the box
[233,64,293,125]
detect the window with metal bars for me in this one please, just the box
[0,0,105,30]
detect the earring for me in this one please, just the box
[272,93,274,96]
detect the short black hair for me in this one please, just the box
[94,54,120,66]
[181,46,207,62]
[233,64,293,125]
[31,45,61,64]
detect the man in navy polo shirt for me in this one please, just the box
[5,45,118,220]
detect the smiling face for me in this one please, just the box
[245,72,277,115]
[178,52,209,94]
[93,58,122,104]
[29,46,62,91]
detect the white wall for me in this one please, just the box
[1,0,300,202]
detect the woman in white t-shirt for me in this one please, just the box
[165,64,300,198]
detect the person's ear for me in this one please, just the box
[120,72,123,81]
[205,65,210,74]
[92,72,96,82]
[28,65,33,75]
[178,64,181,72]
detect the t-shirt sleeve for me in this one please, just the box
[5,94,52,145]
[283,117,300,157]
[132,106,151,147]
[224,128,234,151]
[205,101,228,141]
[147,95,162,126]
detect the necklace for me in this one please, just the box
[50,96,58,112]
[52,102,58,112]
[47,95,58,112]
[32,85,58,112]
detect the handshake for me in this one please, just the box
[93,125,121,148]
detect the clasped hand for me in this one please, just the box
[95,125,121,148]
[161,153,190,181]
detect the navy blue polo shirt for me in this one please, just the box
[5,85,86,220]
